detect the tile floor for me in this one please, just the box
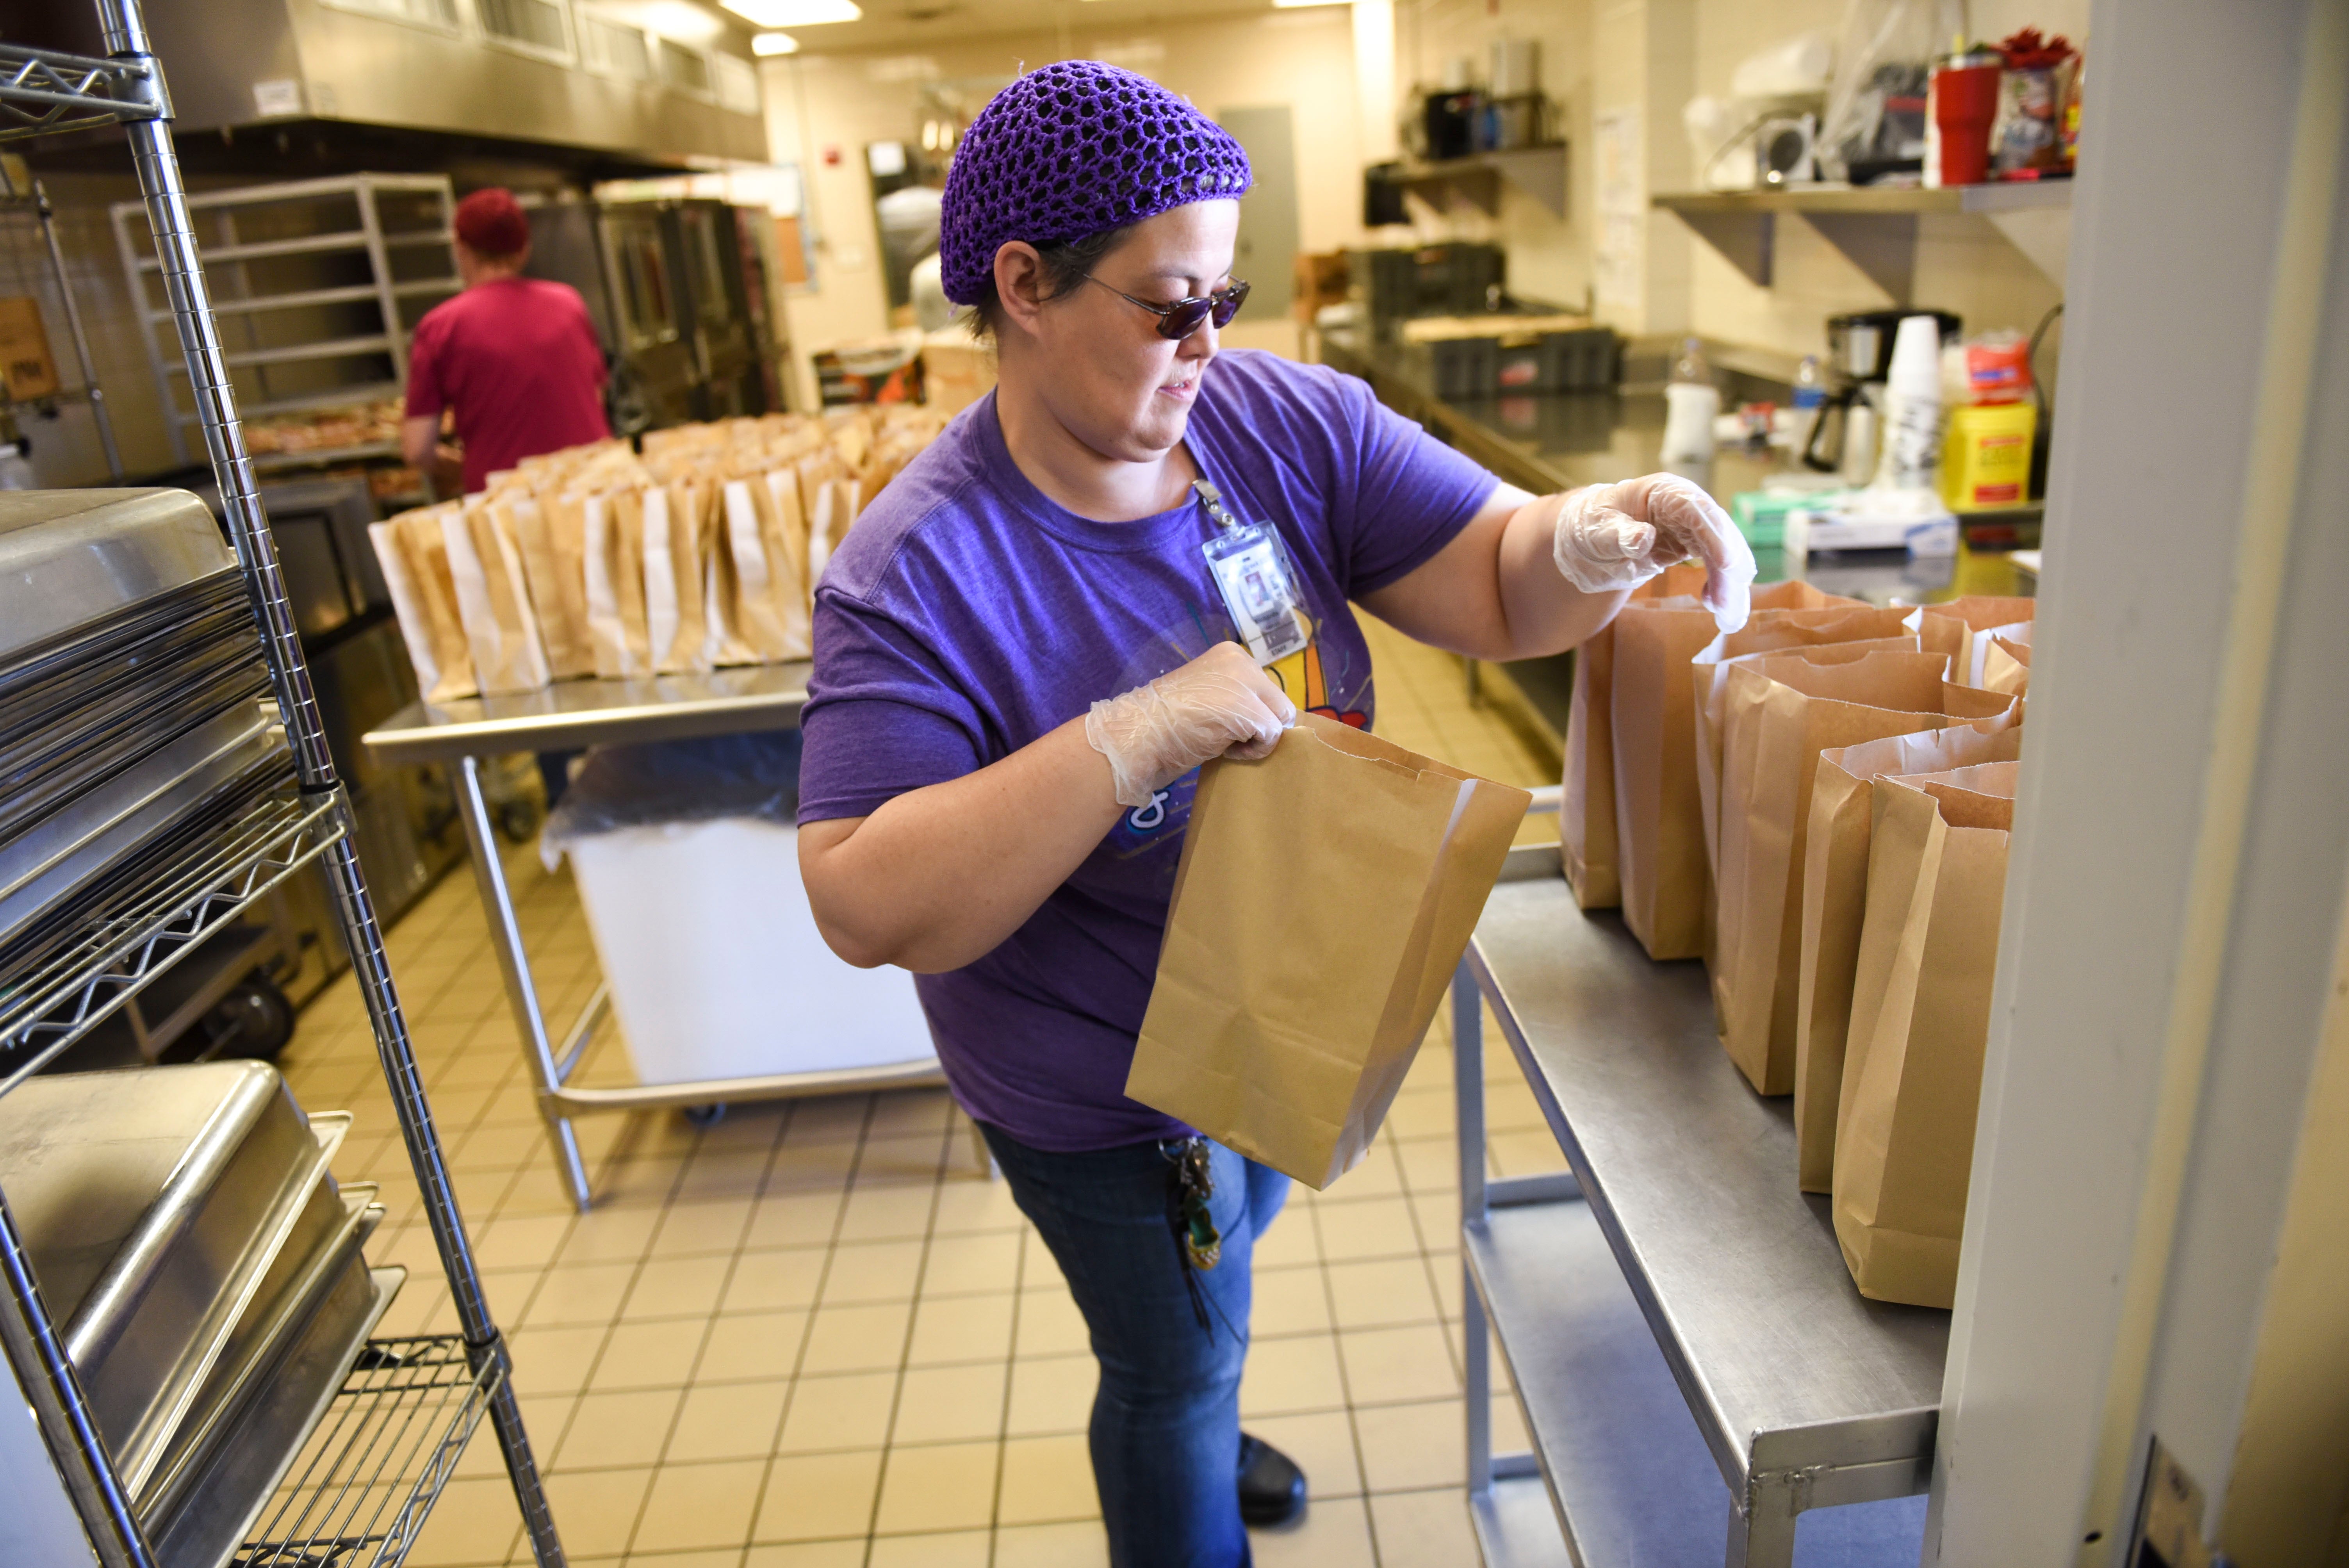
[275,614,1567,1568]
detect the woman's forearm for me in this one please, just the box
[1356,486,1625,661]
[798,716,1126,973]
[1494,492,1629,656]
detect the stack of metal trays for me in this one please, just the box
[0,1061,403,1568]
[0,490,299,1074]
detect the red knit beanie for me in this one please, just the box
[454,188,529,258]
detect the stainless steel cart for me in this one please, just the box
[364,665,957,1215]
[0,13,563,1566]
[1452,829,1946,1568]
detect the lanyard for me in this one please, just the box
[1192,479,1307,664]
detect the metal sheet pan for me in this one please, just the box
[0,706,281,947]
[148,1260,405,1568]
[112,1119,358,1498]
[0,600,270,852]
[0,1064,338,1475]
[136,1183,383,1524]
[0,491,237,672]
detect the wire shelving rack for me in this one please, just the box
[0,8,565,1566]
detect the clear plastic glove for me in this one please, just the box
[1085,641,1299,808]
[1549,472,1757,632]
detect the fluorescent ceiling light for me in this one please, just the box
[752,30,799,53]
[719,0,861,24]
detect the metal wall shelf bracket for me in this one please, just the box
[1400,146,1569,221]
[1675,207,1775,287]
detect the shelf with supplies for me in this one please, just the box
[1395,145,1569,220]
[1654,178,2073,295]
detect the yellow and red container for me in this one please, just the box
[1941,401,2037,511]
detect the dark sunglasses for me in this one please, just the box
[1084,275,1251,340]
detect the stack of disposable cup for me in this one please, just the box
[1871,315,1950,515]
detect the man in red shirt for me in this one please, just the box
[402,188,611,496]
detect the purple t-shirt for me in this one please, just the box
[797,349,1499,1151]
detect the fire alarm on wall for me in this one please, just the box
[822,145,842,166]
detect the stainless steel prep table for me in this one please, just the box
[1452,845,1946,1567]
[365,665,950,1212]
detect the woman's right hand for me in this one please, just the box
[1085,641,1299,808]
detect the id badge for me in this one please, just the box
[1202,524,1308,665]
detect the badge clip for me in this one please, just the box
[1194,481,1307,665]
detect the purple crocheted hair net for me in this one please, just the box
[938,61,1253,306]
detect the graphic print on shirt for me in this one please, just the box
[1098,601,1371,875]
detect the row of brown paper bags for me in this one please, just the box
[1562,580,2037,1308]
[368,411,946,704]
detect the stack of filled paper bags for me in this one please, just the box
[369,407,949,699]
[1558,589,2038,1308]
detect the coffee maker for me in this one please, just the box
[1802,307,1962,473]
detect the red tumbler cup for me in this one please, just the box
[1931,57,2002,186]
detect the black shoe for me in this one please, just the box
[1238,1432,1307,1526]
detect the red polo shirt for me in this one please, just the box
[405,277,611,494]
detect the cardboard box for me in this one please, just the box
[0,297,60,401]
[1292,251,1350,323]
[920,329,996,417]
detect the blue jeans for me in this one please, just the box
[979,1123,1290,1568]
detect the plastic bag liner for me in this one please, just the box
[541,731,802,869]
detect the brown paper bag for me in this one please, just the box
[1834,763,2017,1306]
[1611,581,1874,960]
[1691,608,1916,878]
[583,490,653,679]
[697,482,760,668]
[721,473,813,659]
[1126,713,1531,1189]
[1711,647,2015,1094]
[644,481,715,675]
[1562,563,1707,910]
[1907,596,2036,686]
[369,506,477,704]
[497,492,593,680]
[441,501,552,695]
[1982,632,2031,695]
[1795,722,2024,1191]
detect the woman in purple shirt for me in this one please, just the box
[797,62,1751,1567]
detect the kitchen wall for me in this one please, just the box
[761,5,1364,396]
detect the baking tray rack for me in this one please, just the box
[0,7,566,1566]
[231,1334,500,1568]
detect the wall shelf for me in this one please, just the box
[1655,179,2073,296]
[1400,146,1568,220]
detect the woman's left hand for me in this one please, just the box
[1550,472,1756,632]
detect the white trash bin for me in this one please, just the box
[541,735,934,1087]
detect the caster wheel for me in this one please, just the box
[498,800,539,844]
[210,976,295,1062]
[683,1103,728,1128]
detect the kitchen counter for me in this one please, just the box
[1317,327,2034,757]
